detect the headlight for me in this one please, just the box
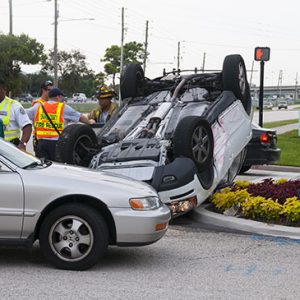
[129,196,162,210]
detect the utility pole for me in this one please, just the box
[202,52,206,72]
[9,0,13,34]
[119,7,125,104]
[143,20,149,76]
[53,0,58,87]
[277,70,283,98]
[177,41,180,71]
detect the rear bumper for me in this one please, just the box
[244,146,281,166]
[110,205,171,245]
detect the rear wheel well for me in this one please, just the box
[34,195,117,245]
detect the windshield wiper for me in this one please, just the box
[23,159,52,169]
[23,161,42,169]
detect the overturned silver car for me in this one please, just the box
[56,54,252,217]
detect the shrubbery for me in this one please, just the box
[211,178,300,225]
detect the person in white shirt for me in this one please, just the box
[0,78,32,151]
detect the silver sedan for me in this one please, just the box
[0,139,170,270]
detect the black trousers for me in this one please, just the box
[36,139,57,161]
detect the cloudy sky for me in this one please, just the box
[1,0,300,86]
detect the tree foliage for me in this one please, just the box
[101,41,146,88]
[42,49,95,96]
[0,34,46,94]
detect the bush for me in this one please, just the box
[241,196,283,221]
[211,178,300,225]
[282,197,300,222]
[212,188,249,211]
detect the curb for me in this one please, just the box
[252,165,300,174]
[192,204,300,240]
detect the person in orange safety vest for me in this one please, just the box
[31,80,54,153]
[26,88,95,161]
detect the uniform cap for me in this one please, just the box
[48,88,65,98]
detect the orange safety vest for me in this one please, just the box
[32,98,45,106]
[34,102,65,139]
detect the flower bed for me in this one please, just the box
[211,178,300,226]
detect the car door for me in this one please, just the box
[0,160,24,238]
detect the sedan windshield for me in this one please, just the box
[0,139,40,168]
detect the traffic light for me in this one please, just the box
[254,47,270,61]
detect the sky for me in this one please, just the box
[1,0,300,87]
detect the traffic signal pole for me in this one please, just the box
[254,47,270,127]
[258,60,265,127]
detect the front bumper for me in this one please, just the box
[110,205,171,246]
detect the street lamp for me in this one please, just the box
[47,0,94,87]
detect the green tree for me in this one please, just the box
[101,41,146,89]
[0,34,46,95]
[43,49,94,96]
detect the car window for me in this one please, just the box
[0,139,40,168]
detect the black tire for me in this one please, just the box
[239,165,252,174]
[39,203,109,271]
[222,54,251,115]
[120,64,144,99]
[55,124,98,167]
[173,117,214,171]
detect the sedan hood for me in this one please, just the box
[18,162,158,208]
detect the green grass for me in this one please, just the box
[277,130,300,166]
[263,119,298,128]
[67,103,98,113]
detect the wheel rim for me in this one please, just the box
[73,134,94,165]
[238,62,246,96]
[49,215,94,262]
[192,126,210,164]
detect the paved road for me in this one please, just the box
[253,106,299,123]
[1,215,300,299]
[0,170,299,299]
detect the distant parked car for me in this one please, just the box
[0,139,170,270]
[278,100,288,109]
[18,93,33,102]
[240,123,281,173]
[72,93,87,103]
[263,101,273,109]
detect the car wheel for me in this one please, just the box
[120,64,145,99]
[222,54,251,115]
[39,204,109,270]
[173,116,214,189]
[56,124,98,167]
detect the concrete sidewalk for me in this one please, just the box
[273,123,298,134]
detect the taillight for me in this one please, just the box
[260,132,270,144]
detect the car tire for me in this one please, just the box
[39,203,109,270]
[120,64,145,99]
[222,54,251,115]
[173,116,214,189]
[55,123,98,167]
